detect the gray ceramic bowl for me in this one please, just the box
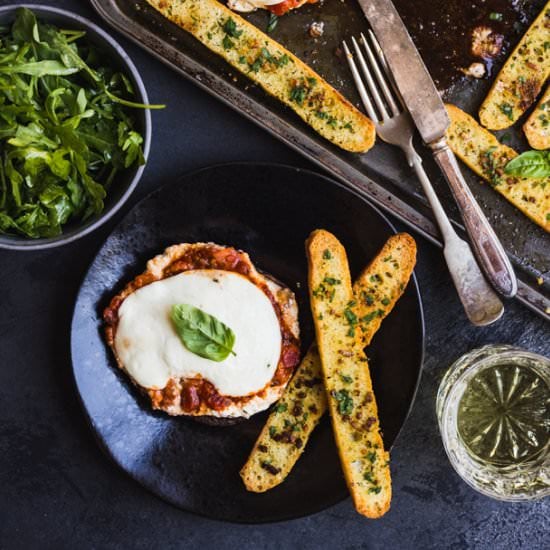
[0,5,152,250]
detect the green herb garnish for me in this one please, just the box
[344,305,358,337]
[171,304,236,362]
[339,373,353,384]
[223,18,243,39]
[289,83,308,105]
[363,471,375,483]
[277,54,290,66]
[222,35,234,50]
[344,307,358,326]
[361,310,384,324]
[504,150,550,178]
[267,13,278,33]
[481,146,501,186]
[499,102,514,121]
[0,8,164,239]
[332,389,354,416]
[361,290,375,306]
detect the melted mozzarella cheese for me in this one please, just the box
[227,0,283,13]
[115,270,282,396]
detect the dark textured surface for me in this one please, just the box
[71,164,424,522]
[0,1,548,548]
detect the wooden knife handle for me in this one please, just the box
[430,137,517,298]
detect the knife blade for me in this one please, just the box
[356,0,518,299]
[356,0,449,143]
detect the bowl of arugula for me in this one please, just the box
[0,6,159,250]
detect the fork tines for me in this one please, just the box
[343,31,404,123]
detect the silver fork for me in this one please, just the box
[343,32,504,326]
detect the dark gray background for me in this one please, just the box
[0,1,548,549]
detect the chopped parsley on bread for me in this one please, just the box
[306,229,392,518]
[479,3,550,130]
[446,104,550,232]
[240,234,416,495]
[145,0,375,152]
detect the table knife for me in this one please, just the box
[356,0,518,298]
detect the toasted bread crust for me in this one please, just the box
[104,243,300,418]
[479,3,550,130]
[145,0,375,153]
[240,234,416,494]
[354,233,417,346]
[306,230,391,518]
[240,345,326,491]
[523,85,550,150]
[446,104,550,232]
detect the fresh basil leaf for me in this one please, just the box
[504,150,550,178]
[171,304,236,362]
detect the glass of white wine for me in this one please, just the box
[437,344,550,501]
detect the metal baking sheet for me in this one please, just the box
[90,0,549,320]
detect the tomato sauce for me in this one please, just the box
[104,244,301,415]
[268,0,318,17]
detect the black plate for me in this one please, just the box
[71,163,424,523]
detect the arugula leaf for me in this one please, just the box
[0,7,165,239]
[504,151,550,178]
[8,122,58,149]
[119,128,144,168]
[0,211,19,232]
[171,304,237,362]
[267,13,278,33]
[11,7,37,44]
[0,60,80,77]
